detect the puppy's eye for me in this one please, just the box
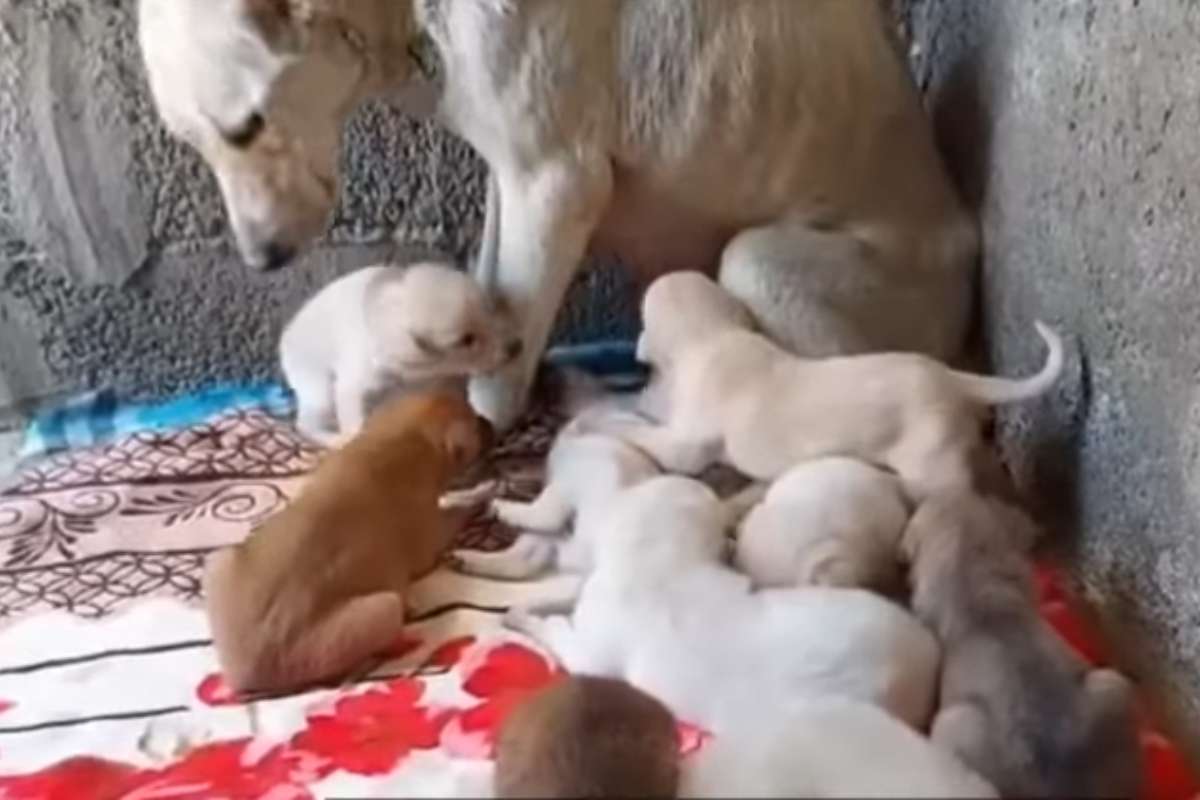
[225,112,265,148]
[458,333,477,349]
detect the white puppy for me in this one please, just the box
[736,457,910,593]
[452,406,661,583]
[505,475,939,733]
[680,698,997,799]
[610,273,1064,499]
[280,262,520,444]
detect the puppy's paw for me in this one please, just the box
[439,479,499,510]
[491,498,530,525]
[502,605,540,635]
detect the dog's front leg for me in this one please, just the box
[503,607,587,670]
[469,158,613,430]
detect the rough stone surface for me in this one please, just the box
[0,0,635,419]
[902,0,1200,759]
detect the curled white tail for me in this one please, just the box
[950,321,1065,405]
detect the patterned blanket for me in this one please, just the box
[0,366,1195,799]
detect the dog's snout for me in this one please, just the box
[504,339,523,361]
[258,241,297,272]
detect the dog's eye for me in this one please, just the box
[224,112,265,148]
[458,333,477,349]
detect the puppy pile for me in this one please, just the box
[203,263,1142,798]
[477,272,1141,798]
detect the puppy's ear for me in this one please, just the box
[443,416,488,469]
[241,0,303,51]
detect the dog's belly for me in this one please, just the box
[589,172,736,281]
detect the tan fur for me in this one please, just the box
[203,390,492,694]
[495,675,680,799]
[902,491,1141,799]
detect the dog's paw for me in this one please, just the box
[439,479,499,510]
[501,605,535,633]
[490,498,530,525]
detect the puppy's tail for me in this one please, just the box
[948,321,1064,405]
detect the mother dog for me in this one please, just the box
[138,0,976,429]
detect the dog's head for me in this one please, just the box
[637,272,756,368]
[384,389,495,472]
[138,0,417,269]
[365,262,523,382]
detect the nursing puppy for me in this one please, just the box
[204,390,492,694]
[280,262,520,445]
[609,273,1063,500]
[681,698,996,799]
[505,475,939,733]
[735,457,909,593]
[495,675,680,799]
[452,405,661,583]
[902,491,1141,799]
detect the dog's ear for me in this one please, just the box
[443,416,490,469]
[241,0,304,51]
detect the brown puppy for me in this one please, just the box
[495,675,680,799]
[902,491,1141,799]
[203,390,492,694]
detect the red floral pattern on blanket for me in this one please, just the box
[290,678,451,776]
[443,641,565,758]
[1,580,1196,799]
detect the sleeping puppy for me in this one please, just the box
[735,457,909,593]
[495,675,680,799]
[451,405,661,584]
[505,475,940,734]
[204,390,492,694]
[681,697,996,799]
[902,490,1141,799]
[280,262,520,445]
[603,272,1063,500]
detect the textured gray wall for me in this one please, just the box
[902,0,1200,758]
[0,0,636,420]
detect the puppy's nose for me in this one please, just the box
[258,241,296,271]
[504,338,523,361]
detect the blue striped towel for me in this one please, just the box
[15,341,644,459]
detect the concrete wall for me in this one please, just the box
[901,0,1200,759]
[3,0,1199,759]
[0,0,636,421]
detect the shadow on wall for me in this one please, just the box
[905,0,1089,541]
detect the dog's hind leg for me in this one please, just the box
[718,220,971,361]
[254,592,407,694]
[285,362,336,443]
[468,157,613,430]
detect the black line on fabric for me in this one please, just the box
[0,705,188,735]
[0,469,313,498]
[0,638,212,676]
[407,601,508,623]
[0,547,219,574]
